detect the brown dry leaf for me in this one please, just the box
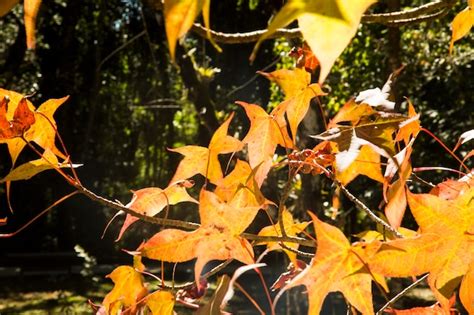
[0,89,68,166]
[0,96,35,140]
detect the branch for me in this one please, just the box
[74,184,315,247]
[335,181,403,238]
[190,0,457,44]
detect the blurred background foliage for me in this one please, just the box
[0,0,472,281]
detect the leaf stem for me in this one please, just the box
[0,191,79,238]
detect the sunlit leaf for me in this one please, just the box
[102,265,147,314]
[284,212,385,314]
[336,144,384,185]
[145,291,175,315]
[253,0,376,83]
[24,0,42,49]
[0,149,80,183]
[449,5,474,54]
[139,190,255,285]
[257,208,309,262]
[0,89,68,166]
[239,101,293,185]
[116,180,198,241]
[170,113,243,184]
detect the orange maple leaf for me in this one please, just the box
[336,144,384,185]
[116,180,198,241]
[282,213,386,314]
[0,89,67,166]
[408,188,474,311]
[238,101,293,185]
[0,96,35,139]
[370,188,474,312]
[259,68,325,140]
[257,208,309,262]
[170,113,243,184]
[139,190,255,285]
[102,265,148,315]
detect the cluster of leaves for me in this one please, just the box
[1,0,474,314]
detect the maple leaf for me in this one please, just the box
[252,0,376,83]
[170,113,243,184]
[0,149,80,183]
[282,212,386,314]
[145,291,175,315]
[449,3,474,54]
[0,96,35,139]
[259,68,325,140]
[384,146,413,228]
[289,42,320,73]
[101,265,147,315]
[116,180,198,241]
[214,159,253,201]
[336,144,384,185]
[312,114,408,172]
[238,101,293,185]
[0,89,67,166]
[139,190,255,285]
[355,74,396,111]
[24,0,41,49]
[164,0,217,60]
[370,188,474,312]
[395,101,421,145]
[257,208,309,262]
[407,189,474,311]
[0,0,41,49]
[327,99,376,129]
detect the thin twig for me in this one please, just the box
[376,274,429,315]
[336,181,403,238]
[0,191,79,238]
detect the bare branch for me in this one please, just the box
[189,0,457,44]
